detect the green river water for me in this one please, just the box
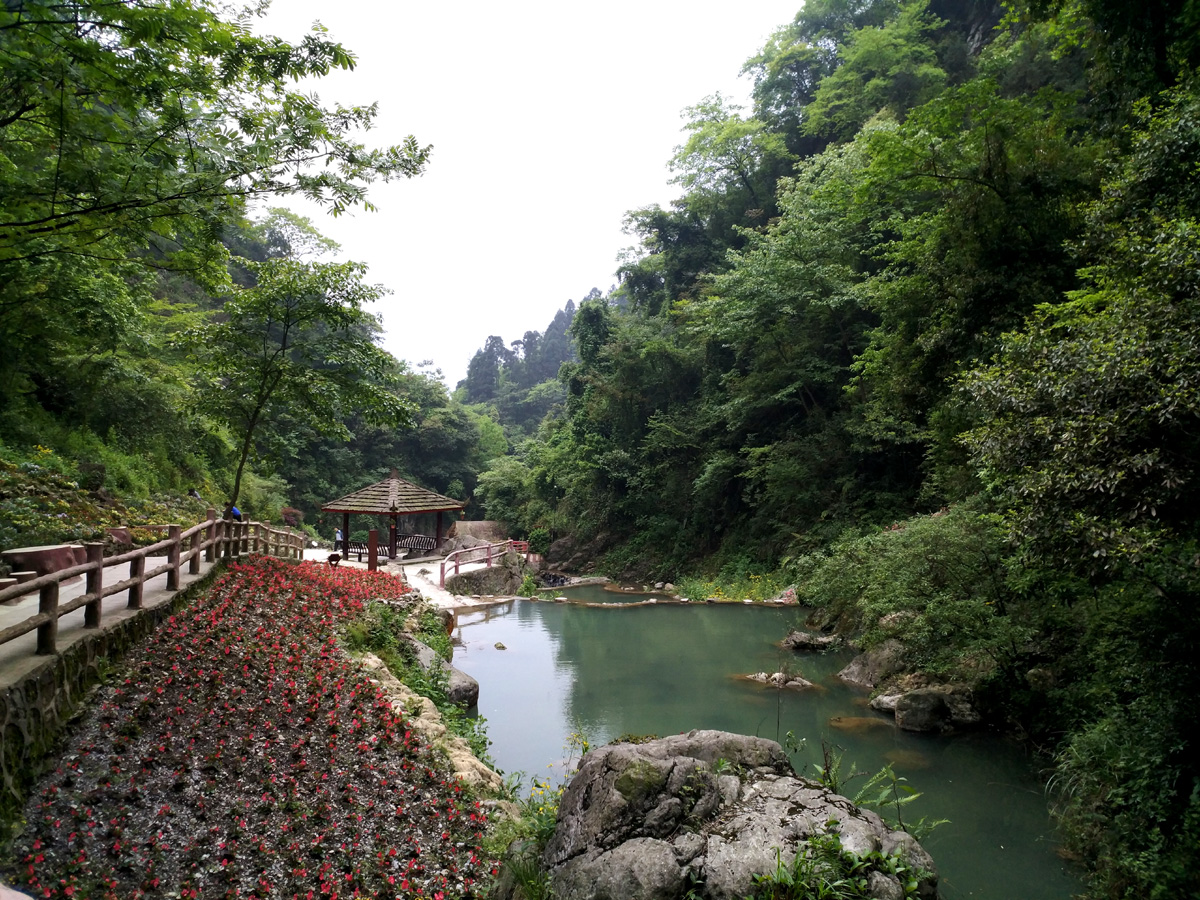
[453,587,1084,899]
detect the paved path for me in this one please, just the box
[0,556,219,690]
[297,548,506,611]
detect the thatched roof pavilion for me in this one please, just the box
[321,469,464,558]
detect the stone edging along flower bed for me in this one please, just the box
[3,557,498,899]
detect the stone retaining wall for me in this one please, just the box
[0,568,220,826]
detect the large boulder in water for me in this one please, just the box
[891,686,981,734]
[781,629,840,652]
[444,549,532,596]
[400,635,480,708]
[528,730,937,900]
[837,640,906,689]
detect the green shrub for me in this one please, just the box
[527,527,550,556]
[1049,587,1200,899]
[675,570,789,603]
[792,502,1030,675]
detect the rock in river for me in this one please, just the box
[780,629,840,651]
[400,634,480,708]
[837,639,906,689]
[513,729,938,900]
[742,671,817,690]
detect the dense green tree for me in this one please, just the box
[847,77,1102,479]
[617,205,727,315]
[804,1,948,141]
[184,258,412,515]
[960,85,1200,896]
[0,0,427,271]
[0,0,432,508]
[456,301,579,443]
[670,93,794,212]
[1017,0,1200,92]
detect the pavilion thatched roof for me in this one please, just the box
[321,471,464,515]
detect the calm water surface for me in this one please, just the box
[453,588,1083,899]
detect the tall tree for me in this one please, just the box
[185,258,412,515]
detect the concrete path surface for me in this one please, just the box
[0,556,219,690]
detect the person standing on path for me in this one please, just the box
[335,527,343,551]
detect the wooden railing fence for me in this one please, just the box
[0,509,305,658]
[439,539,529,589]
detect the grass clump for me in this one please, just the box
[747,833,926,900]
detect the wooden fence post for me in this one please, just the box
[37,582,59,655]
[167,524,181,590]
[85,543,104,629]
[189,525,202,575]
[368,529,379,572]
[285,526,293,559]
[128,555,144,609]
[251,522,260,554]
[206,508,217,562]
[241,521,249,556]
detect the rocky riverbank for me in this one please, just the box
[495,730,938,900]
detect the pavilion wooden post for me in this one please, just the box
[341,512,350,554]
[436,511,444,547]
[368,530,379,572]
[389,514,397,561]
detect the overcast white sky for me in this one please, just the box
[256,1,802,388]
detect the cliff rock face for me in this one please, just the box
[531,730,938,900]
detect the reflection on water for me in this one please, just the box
[454,590,1083,900]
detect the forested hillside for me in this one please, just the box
[456,299,580,441]
[471,1,1200,896]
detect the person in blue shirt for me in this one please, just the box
[230,505,242,522]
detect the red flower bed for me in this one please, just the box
[8,558,497,899]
